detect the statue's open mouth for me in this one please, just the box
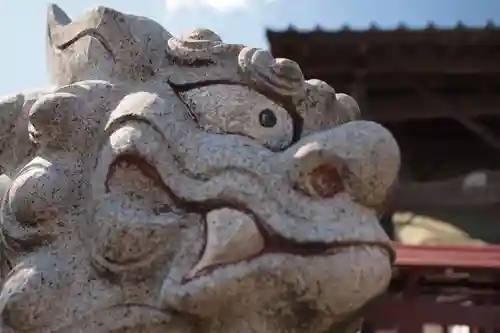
[103,151,394,281]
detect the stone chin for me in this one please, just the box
[164,240,393,320]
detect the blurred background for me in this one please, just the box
[0,0,500,246]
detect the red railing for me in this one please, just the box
[365,244,500,333]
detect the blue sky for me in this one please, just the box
[0,0,499,96]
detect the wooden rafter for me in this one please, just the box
[454,116,500,151]
[372,55,500,208]
[305,63,500,76]
[388,170,500,210]
[389,52,500,153]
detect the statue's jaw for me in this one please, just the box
[188,242,393,281]
[185,204,394,281]
[93,126,394,278]
[47,305,192,333]
[161,244,393,330]
[87,119,394,329]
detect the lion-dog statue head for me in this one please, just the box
[0,4,400,333]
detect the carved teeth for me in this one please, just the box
[188,208,265,278]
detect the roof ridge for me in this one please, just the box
[267,20,499,34]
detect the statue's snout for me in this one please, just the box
[287,120,401,207]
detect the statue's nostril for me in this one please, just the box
[308,164,345,198]
[298,163,345,199]
[288,141,346,199]
[288,120,400,205]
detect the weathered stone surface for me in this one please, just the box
[0,4,400,333]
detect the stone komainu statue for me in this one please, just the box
[0,4,400,333]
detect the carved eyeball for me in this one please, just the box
[258,108,278,128]
[180,85,294,151]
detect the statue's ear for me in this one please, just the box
[46,4,104,86]
[46,4,171,86]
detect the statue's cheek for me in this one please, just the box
[0,255,72,331]
[91,198,185,272]
[89,160,187,273]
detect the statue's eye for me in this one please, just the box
[258,109,277,128]
[180,85,295,151]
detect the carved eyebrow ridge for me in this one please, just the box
[168,80,304,146]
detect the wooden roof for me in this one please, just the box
[266,24,500,76]
[267,22,500,48]
[265,23,500,122]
